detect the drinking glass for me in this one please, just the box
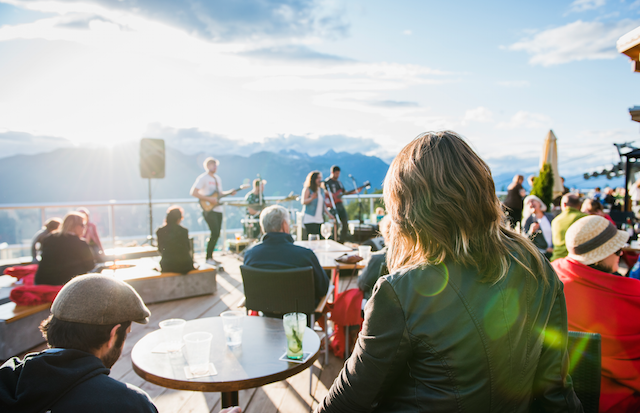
[321,223,332,249]
[308,234,319,249]
[283,312,306,360]
[358,245,372,264]
[220,310,244,347]
[184,332,213,376]
[159,318,186,352]
[235,232,242,241]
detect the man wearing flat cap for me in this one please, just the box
[552,216,640,412]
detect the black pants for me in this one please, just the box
[304,223,321,240]
[203,210,223,259]
[335,202,349,241]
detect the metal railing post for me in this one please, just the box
[222,203,227,251]
[109,204,116,249]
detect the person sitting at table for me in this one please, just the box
[156,206,195,274]
[581,198,616,226]
[552,215,640,412]
[35,212,95,286]
[30,217,62,262]
[317,131,581,413]
[77,207,105,262]
[244,205,329,306]
[357,216,390,299]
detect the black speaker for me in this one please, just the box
[140,138,165,179]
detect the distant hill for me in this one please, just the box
[0,144,390,204]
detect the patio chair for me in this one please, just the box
[239,265,333,394]
[567,331,601,413]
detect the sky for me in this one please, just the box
[0,0,639,179]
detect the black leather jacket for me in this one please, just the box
[317,256,583,413]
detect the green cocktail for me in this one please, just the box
[283,313,307,360]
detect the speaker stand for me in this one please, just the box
[144,178,156,247]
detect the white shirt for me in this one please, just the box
[192,172,223,213]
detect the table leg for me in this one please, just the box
[221,391,239,408]
[333,268,339,298]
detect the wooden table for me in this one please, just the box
[314,251,365,296]
[131,316,320,408]
[295,239,352,252]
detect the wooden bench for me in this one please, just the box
[0,302,50,360]
[109,260,217,305]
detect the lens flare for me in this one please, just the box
[413,263,449,297]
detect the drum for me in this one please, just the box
[241,216,261,239]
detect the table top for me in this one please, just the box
[312,250,366,270]
[295,239,352,252]
[131,316,320,393]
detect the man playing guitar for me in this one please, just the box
[324,165,361,242]
[190,157,237,265]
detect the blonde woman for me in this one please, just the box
[317,131,581,412]
[35,212,95,286]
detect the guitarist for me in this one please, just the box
[190,157,236,265]
[324,165,361,242]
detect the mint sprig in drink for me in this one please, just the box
[283,313,306,360]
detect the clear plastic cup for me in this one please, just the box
[308,234,319,249]
[220,311,244,347]
[184,332,213,376]
[159,318,186,352]
[283,313,306,360]
[358,245,372,263]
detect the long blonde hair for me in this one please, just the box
[59,212,86,236]
[384,131,546,284]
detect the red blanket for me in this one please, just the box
[329,288,364,358]
[10,284,61,306]
[3,264,38,285]
[552,258,640,412]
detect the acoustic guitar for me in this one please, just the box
[200,184,250,212]
[325,180,371,207]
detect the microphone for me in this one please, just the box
[348,174,353,178]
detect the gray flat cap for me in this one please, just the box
[52,274,150,325]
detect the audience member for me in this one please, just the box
[317,131,581,412]
[30,218,62,262]
[591,186,603,204]
[552,215,640,412]
[522,195,554,259]
[357,216,390,299]
[301,171,333,239]
[503,174,526,229]
[552,176,571,209]
[156,206,194,274]
[550,194,587,261]
[581,198,616,226]
[77,207,105,262]
[244,205,329,306]
[34,212,95,286]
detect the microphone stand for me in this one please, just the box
[350,175,363,224]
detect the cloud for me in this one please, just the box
[462,107,493,124]
[145,123,382,157]
[369,100,419,108]
[496,80,530,88]
[497,111,551,129]
[0,131,74,158]
[506,19,640,66]
[11,0,349,42]
[568,0,606,13]
[239,45,351,62]
[402,29,412,35]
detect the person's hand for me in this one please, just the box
[311,191,318,199]
[220,407,242,413]
[231,190,237,196]
[327,213,335,221]
[546,247,553,253]
[530,222,540,233]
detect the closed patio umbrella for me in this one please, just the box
[540,130,564,200]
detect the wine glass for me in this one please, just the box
[321,222,332,249]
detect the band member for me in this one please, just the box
[190,157,236,265]
[324,165,360,241]
[244,179,266,239]
[302,171,334,239]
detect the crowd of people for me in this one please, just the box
[5,129,640,412]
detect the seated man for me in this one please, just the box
[357,216,390,299]
[552,215,640,412]
[244,205,329,306]
[0,274,241,413]
[550,193,587,261]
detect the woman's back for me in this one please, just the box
[35,234,95,285]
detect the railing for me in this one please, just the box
[0,194,384,260]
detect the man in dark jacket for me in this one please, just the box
[244,205,329,305]
[0,274,244,413]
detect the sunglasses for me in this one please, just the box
[615,249,623,257]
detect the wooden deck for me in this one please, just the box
[17,252,350,413]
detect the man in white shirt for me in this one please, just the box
[190,157,236,265]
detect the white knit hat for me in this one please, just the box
[523,195,547,212]
[565,215,629,265]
